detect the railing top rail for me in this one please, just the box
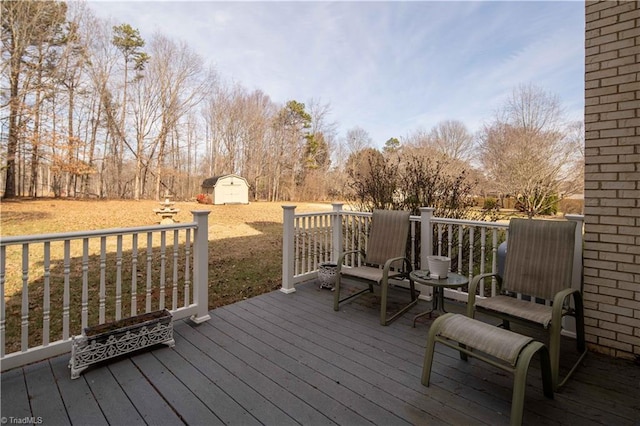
[0,222,197,246]
[431,217,509,229]
[293,211,336,218]
[292,208,582,229]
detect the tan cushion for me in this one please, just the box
[475,295,553,328]
[438,314,534,366]
[341,265,402,284]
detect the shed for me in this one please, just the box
[201,174,249,205]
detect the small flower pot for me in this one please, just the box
[427,256,451,279]
[69,309,174,379]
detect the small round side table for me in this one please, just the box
[409,270,469,327]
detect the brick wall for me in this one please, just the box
[584,1,639,360]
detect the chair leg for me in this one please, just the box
[380,278,389,325]
[511,341,553,426]
[422,314,454,386]
[549,319,562,390]
[380,276,419,326]
[333,273,342,311]
[554,293,588,389]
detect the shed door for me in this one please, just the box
[220,181,244,203]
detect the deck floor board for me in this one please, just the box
[2,280,639,426]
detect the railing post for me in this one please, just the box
[190,210,211,324]
[281,205,297,294]
[564,214,584,338]
[420,207,435,263]
[565,214,584,294]
[419,207,435,301]
[331,203,343,263]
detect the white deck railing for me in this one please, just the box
[0,210,211,371]
[282,204,584,307]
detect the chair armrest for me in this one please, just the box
[337,249,363,273]
[382,256,412,279]
[467,272,502,318]
[551,287,580,322]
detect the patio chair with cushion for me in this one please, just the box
[467,218,587,390]
[333,209,418,326]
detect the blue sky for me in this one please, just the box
[88,1,585,147]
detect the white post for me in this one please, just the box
[331,203,343,263]
[281,205,297,294]
[565,214,584,293]
[418,207,436,301]
[420,207,435,263]
[564,214,584,338]
[190,210,211,324]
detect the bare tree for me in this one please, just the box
[111,23,149,196]
[146,34,209,199]
[478,84,579,217]
[1,0,67,198]
[428,120,475,162]
[344,126,372,156]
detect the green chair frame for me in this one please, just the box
[467,218,587,390]
[422,313,554,426]
[333,209,418,326]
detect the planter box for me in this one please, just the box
[69,309,174,379]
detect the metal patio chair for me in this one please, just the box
[333,209,418,325]
[467,218,587,390]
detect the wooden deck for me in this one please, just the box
[2,280,639,426]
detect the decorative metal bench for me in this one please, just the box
[421,313,554,426]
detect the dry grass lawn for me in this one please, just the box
[0,198,334,351]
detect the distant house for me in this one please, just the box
[201,174,249,205]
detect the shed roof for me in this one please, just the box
[201,174,248,188]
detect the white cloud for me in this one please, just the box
[88,0,585,146]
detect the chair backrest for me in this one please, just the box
[365,209,410,266]
[503,218,577,300]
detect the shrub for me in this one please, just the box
[196,193,212,204]
[482,197,499,211]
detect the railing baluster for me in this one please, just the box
[146,232,153,312]
[479,228,486,296]
[131,234,138,316]
[99,237,106,323]
[294,217,300,276]
[457,225,463,274]
[491,229,498,297]
[21,244,29,351]
[410,220,416,268]
[43,242,50,346]
[447,224,453,259]
[307,217,312,273]
[468,227,475,281]
[116,235,123,320]
[81,238,89,329]
[358,216,364,266]
[437,224,443,256]
[160,231,166,310]
[172,230,179,311]
[1,244,6,357]
[312,216,317,270]
[319,215,325,264]
[184,229,191,307]
[63,240,70,340]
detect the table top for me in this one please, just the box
[409,270,469,287]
